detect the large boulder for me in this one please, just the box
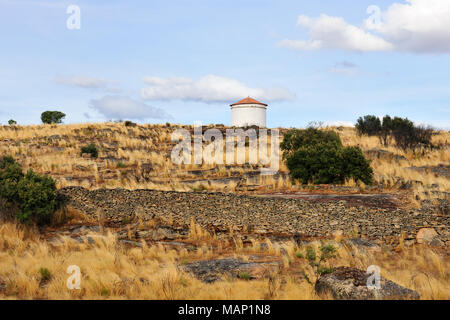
[315,266,419,300]
[182,258,280,283]
[416,228,439,245]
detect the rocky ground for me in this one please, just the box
[57,186,449,247]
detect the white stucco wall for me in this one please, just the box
[231,104,266,127]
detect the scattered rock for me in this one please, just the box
[72,236,95,244]
[182,258,280,283]
[119,239,143,247]
[47,135,61,141]
[345,238,381,253]
[315,266,420,300]
[404,240,416,247]
[407,165,450,179]
[332,230,344,238]
[416,228,438,245]
[429,238,444,247]
[137,226,184,241]
[364,149,407,162]
[71,225,100,235]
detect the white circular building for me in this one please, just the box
[230,97,267,128]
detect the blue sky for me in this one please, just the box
[0,0,449,128]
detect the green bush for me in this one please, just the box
[300,244,337,282]
[281,127,342,156]
[39,267,52,282]
[81,143,99,158]
[41,111,66,124]
[124,120,137,127]
[281,127,373,185]
[285,144,343,184]
[15,170,57,225]
[100,288,111,296]
[0,156,24,202]
[8,119,17,125]
[238,272,252,281]
[0,156,57,225]
[341,146,374,184]
[116,161,127,168]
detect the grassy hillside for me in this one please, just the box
[0,122,448,300]
[0,123,448,200]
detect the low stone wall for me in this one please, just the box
[57,187,449,245]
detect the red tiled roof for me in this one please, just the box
[230,97,267,107]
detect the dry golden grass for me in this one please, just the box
[0,221,448,300]
[0,123,290,193]
[0,123,448,300]
[0,122,448,203]
[332,126,449,202]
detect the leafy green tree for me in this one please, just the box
[0,156,56,225]
[8,119,17,125]
[281,127,342,156]
[355,115,381,136]
[285,144,344,184]
[378,115,393,146]
[0,156,24,202]
[341,146,373,185]
[281,127,373,185]
[41,111,66,124]
[356,114,434,150]
[15,169,57,225]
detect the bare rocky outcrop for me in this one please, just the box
[182,258,280,283]
[315,266,420,300]
[364,148,407,162]
[407,164,450,179]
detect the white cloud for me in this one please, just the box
[329,61,358,75]
[279,14,393,52]
[375,0,450,53]
[279,0,450,53]
[140,75,295,103]
[90,95,172,120]
[55,75,124,93]
[55,75,109,89]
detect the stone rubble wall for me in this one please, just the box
[57,187,449,245]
